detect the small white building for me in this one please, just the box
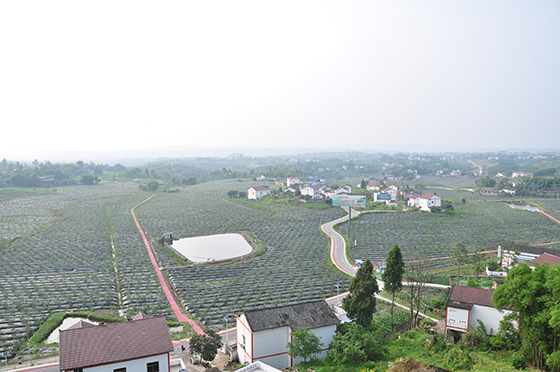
[287,177,300,187]
[59,313,173,372]
[445,285,515,337]
[236,300,340,369]
[380,187,397,201]
[301,184,319,197]
[248,186,271,200]
[417,193,441,211]
[365,182,382,191]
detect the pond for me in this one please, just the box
[508,204,541,212]
[171,233,253,263]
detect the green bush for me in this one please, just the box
[509,353,527,370]
[28,312,66,345]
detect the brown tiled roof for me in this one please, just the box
[249,186,270,191]
[446,285,495,309]
[420,193,436,199]
[67,320,96,330]
[528,253,560,267]
[59,315,173,370]
[241,300,339,333]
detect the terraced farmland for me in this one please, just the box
[346,200,560,267]
[135,180,351,327]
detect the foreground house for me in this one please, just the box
[248,186,271,200]
[445,285,515,337]
[236,300,339,369]
[59,313,173,372]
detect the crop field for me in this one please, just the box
[135,180,351,327]
[0,183,171,353]
[345,199,560,267]
[3,178,559,353]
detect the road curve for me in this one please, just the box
[321,209,357,276]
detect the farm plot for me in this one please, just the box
[345,201,560,267]
[135,180,351,328]
[0,183,172,353]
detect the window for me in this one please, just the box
[114,369,126,372]
[147,362,159,372]
[241,335,246,349]
[73,369,83,372]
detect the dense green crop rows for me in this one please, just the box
[136,180,351,327]
[0,183,171,354]
[346,200,560,267]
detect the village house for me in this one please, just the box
[374,193,391,203]
[248,186,271,200]
[365,182,382,191]
[417,193,441,211]
[527,253,560,269]
[498,244,560,270]
[479,187,496,196]
[236,300,339,369]
[380,187,397,201]
[286,177,300,187]
[407,193,422,207]
[59,313,173,372]
[445,285,515,339]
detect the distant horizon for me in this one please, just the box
[3,144,560,165]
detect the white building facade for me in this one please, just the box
[236,301,339,369]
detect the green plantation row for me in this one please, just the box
[343,191,560,268]
[1,179,560,355]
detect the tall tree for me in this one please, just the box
[493,263,560,371]
[406,252,427,329]
[451,243,469,284]
[342,259,379,328]
[286,328,323,363]
[382,244,405,333]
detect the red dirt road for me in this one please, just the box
[130,207,205,335]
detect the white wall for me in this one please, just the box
[292,325,336,365]
[470,305,514,335]
[84,353,169,372]
[253,326,291,369]
[237,315,254,365]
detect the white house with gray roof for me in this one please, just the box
[236,300,339,369]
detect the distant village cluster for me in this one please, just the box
[247,176,442,212]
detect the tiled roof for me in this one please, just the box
[502,244,560,257]
[67,320,96,330]
[250,186,271,191]
[419,193,436,199]
[241,300,339,332]
[529,253,560,267]
[59,314,173,370]
[446,285,495,309]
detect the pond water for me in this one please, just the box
[171,233,252,263]
[46,317,98,343]
[508,204,541,212]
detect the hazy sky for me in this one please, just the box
[1,1,559,161]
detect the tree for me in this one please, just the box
[360,179,367,189]
[405,253,427,329]
[189,329,222,362]
[382,244,405,333]
[493,263,560,371]
[451,243,469,284]
[286,328,323,363]
[328,322,387,365]
[227,190,239,198]
[342,259,378,327]
[81,174,97,185]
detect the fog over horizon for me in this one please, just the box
[2,1,559,163]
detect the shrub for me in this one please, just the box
[509,352,527,370]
